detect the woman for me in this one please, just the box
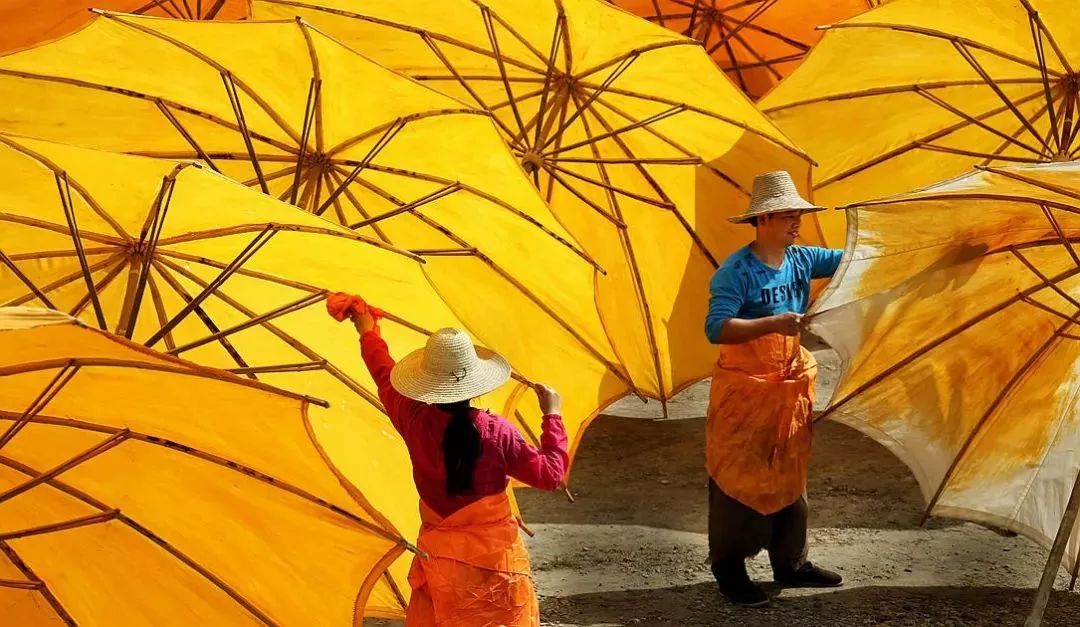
[327,293,567,626]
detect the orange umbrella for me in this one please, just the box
[0,0,251,54]
[608,0,886,99]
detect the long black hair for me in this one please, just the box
[436,400,482,494]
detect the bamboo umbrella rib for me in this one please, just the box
[6,248,115,262]
[478,2,549,64]
[0,362,78,451]
[1028,14,1062,153]
[227,361,327,375]
[348,183,461,229]
[822,264,1080,419]
[539,165,626,227]
[133,0,180,18]
[915,87,1047,157]
[1040,204,1080,267]
[480,6,530,142]
[986,99,1055,166]
[0,430,130,505]
[145,270,177,351]
[121,172,180,338]
[572,40,698,83]
[531,13,566,153]
[167,292,327,356]
[241,164,297,188]
[0,136,131,240]
[154,223,422,262]
[146,227,276,347]
[0,510,121,542]
[98,11,305,146]
[156,98,221,173]
[420,36,518,140]
[762,79,1047,114]
[1018,0,1074,74]
[0,540,75,626]
[148,259,256,375]
[68,256,128,319]
[921,310,1075,524]
[715,20,750,91]
[814,88,1048,189]
[953,41,1052,154]
[0,249,56,309]
[917,143,1045,164]
[540,52,643,152]
[297,19,325,155]
[979,165,1080,205]
[152,256,394,408]
[0,69,298,156]
[819,22,1065,78]
[316,118,406,216]
[718,11,813,52]
[290,78,320,206]
[325,168,393,244]
[718,24,788,81]
[544,104,686,156]
[0,411,403,542]
[707,0,779,57]
[571,91,667,402]
[56,173,108,330]
[0,455,276,627]
[5,253,125,308]
[0,213,123,247]
[545,162,674,209]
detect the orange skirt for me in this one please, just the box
[405,492,539,627]
[706,333,817,515]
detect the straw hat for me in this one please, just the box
[390,328,511,404]
[728,170,825,224]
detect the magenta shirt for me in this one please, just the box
[360,330,569,518]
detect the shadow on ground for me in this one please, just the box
[517,416,960,533]
[540,583,1080,626]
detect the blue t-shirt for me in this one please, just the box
[704,245,843,343]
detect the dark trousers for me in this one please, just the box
[708,479,808,576]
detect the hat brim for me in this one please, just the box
[728,205,827,224]
[390,346,512,404]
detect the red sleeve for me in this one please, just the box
[500,414,568,490]
[359,329,424,435]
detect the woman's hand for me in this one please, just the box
[534,383,561,416]
[352,309,377,335]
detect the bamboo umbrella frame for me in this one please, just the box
[255,0,818,407]
[806,163,1080,627]
[113,0,249,19]
[0,12,632,401]
[763,0,1080,197]
[606,0,885,99]
[0,310,418,625]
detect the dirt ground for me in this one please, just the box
[376,342,1080,625]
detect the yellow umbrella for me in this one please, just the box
[0,134,608,616]
[253,0,818,407]
[0,0,251,54]
[808,162,1080,626]
[0,13,631,452]
[0,305,409,625]
[761,0,1080,247]
[606,0,885,100]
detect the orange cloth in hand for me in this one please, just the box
[326,292,384,322]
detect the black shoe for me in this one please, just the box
[712,560,771,607]
[773,561,843,588]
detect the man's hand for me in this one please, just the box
[770,312,804,337]
[534,383,562,416]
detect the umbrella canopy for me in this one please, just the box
[0,13,631,438]
[253,0,818,404]
[0,134,618,616]
[0,305,409,625]
[761,0,1080,247]
[0,0,251,54]
[808,162,1080,620]
[606,0,885,100]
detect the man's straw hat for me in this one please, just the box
[728,170,826,224]
[390,328,511,404]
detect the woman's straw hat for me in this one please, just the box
[390,328,511,404]
[728,170,826,224]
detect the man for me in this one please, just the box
[703,170,844,607]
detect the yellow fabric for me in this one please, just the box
[252,0,820,405]
[0,0,251,54]
[0,305,406,625]
[609,0,885,100]
[0,13,649,611]
[761,0,1080,247]
[809,161,1080,574]
[406,492,538,627]
[706,332,816,515]
[0,134,613,617]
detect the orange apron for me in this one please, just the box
[405,492,539,627]
[706,333,817,515]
